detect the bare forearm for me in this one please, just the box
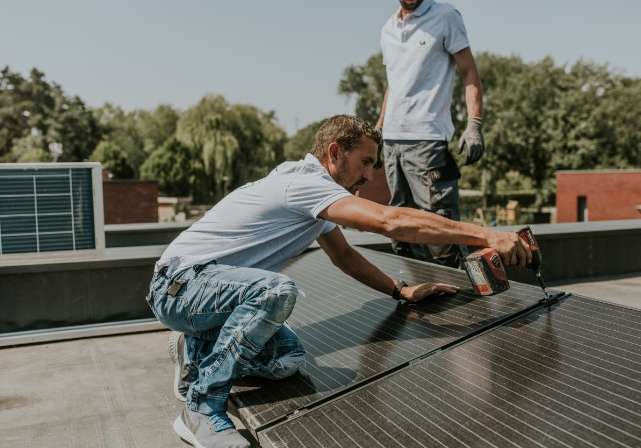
[454,48,483,119]
[375,88,389,129]
[383,207,490,247]
[463,67,483,118]
[336,247,396,297]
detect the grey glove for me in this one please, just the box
[458,117,485,165]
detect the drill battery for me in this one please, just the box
[462,226,543,297]
[462,247,510,296]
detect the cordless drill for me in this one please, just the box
[461,226,550,300]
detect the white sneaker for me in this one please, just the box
[168,331,190,402]
[173,408,250,448]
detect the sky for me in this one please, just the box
[1,1,640,134]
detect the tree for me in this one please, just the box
[0,66,100,162]
[176,95,286,201]
[284,119,325,161]
[134,104,180,154]
[338,53,387,125]
[10,133,52,162]
[93,104,145,178]
[90,140,135,179]
[140,138,197,197]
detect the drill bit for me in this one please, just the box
[536,270,551,302]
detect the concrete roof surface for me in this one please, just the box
[0,330,257,448]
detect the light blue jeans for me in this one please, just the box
[147,262,306,427]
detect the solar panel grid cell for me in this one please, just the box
[260,295,641,448]
[230,248,546,432]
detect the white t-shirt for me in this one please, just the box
[157,154,352,276]
[381,0,469,141]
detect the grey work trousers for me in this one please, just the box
[383,139,461,268]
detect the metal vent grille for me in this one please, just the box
[0,166,98,255]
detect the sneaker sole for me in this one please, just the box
[168,332,187,402]
[173,415,205,448]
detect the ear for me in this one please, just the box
[328,142,341,162]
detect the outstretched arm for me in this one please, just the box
[319,196,531,267]
[317,227,458,303]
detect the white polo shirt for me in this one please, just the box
[157,154,352,276]
[381,0,469,141]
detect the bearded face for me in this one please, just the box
[399,0,423,11]
[334,151,367,194]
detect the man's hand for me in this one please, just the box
[486,230,532,268]
[400,282,459,303]
[458,117,484,165]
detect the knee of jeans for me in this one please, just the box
[265,279,298,323]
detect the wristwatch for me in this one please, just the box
[392,279,408,300]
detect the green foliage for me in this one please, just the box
[338,53,387,125]
[90,140,134,179]
[91,103,180,179]
[176,95,286,201]
[339,52,641,207]
[92,104,146,178]
[495,170,534,192]
[11,133,53,162]
[0,66,101,162]
[140,138,197,197]
[134,104,180,154]
[284,119,325,160]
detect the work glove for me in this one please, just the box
[457,117,485,165]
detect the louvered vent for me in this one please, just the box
[0,163,104,257]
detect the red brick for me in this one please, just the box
[103,180,159,224]
[556,170,641,222]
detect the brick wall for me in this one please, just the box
[103,180,159,224]
[556,170,641,222]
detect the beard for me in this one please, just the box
[334,161,365,194]
[399,0,423,11]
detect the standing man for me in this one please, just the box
[376,0,485,267]
[148,115,528,448]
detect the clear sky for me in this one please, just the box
[1,1,639,134]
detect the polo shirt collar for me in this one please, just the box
[305,153,330,174]
[396,0,435,22]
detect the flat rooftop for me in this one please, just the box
[556,273,641,309]
[2,251,641,447]
[2,222,641,447]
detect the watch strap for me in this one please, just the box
[392,279,408,300]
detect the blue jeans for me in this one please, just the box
[147,262,306,418]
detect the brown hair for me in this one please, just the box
[311,115,382,164]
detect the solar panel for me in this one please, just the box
[230,247,548,433]
[0,163,104,257]
[260,295,641,448]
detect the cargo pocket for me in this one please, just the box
[422,144,460,185]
